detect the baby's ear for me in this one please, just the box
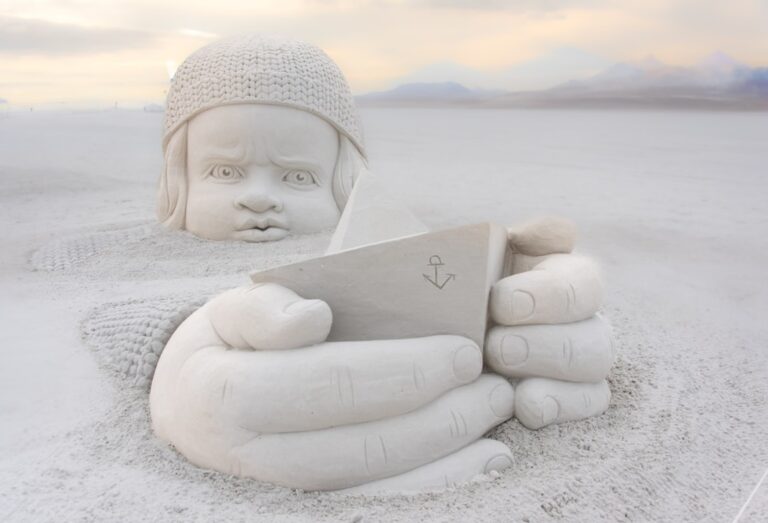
[331,135,368,210]
[157,123,188,229]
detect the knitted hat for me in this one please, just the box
[163,35,365,157]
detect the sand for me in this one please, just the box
[0,107,766,521]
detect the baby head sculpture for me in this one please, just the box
[157,35,368,241]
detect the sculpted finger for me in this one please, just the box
[225,374,515,490]
[485,316,615,382]
[514,378,611,430]
[153,285,332,448]
[339,439,513,494]
[490,254,602,325]
[175,335,483,433]
[207,283,332,350]
[150,306,225,440]
[507,216,576,256]
[510,252,551,275]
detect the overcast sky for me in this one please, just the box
[1,0,767,106]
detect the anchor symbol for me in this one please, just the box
[423,255,456,290]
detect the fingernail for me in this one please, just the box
[484,454,514,474]
[510,290,535,322]
[284,299,323,315]
[452,345,482,383]
[488,382,515,418]
[500,334,529,367]
[539,396,560,427]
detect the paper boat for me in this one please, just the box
[251,222,510,347]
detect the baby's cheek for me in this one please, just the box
[283,191,340,233]
[185,184,241,240]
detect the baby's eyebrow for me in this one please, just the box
[268,148,325,173]
[201,143,247,163]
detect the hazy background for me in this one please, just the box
[2,2,768,521]
[1,0,767,109]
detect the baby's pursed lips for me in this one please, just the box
[237,215,289,231]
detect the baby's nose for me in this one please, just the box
[235,185,283,213]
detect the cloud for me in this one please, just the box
[177,28,219,39]
[419,0,594,11]
[0,97,7,104]
[0,16,157,55]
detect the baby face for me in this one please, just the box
[185,104,341,241]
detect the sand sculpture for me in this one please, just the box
[149,35,616,493]
[156,36,368,241]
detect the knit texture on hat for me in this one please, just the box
[163,35,365,157]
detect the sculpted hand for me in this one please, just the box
[485,218,616,429]
[150,284,515,492]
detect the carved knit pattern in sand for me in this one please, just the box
[81,296,206,390]
[163,35,365,156]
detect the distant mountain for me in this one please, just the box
[496,52,768,109]
[736,68,768,95]
[392,48,611,91]
[143,103,164,113]
[356,82,501,105]
[359,53,768,110]
[0,98,7,104]
[553,52,756,91]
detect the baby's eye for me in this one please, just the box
[282,169,318,188]
[208,164,244,182]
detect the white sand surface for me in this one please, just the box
[1,108,767,521]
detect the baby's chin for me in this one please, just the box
[229,227,291,242]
